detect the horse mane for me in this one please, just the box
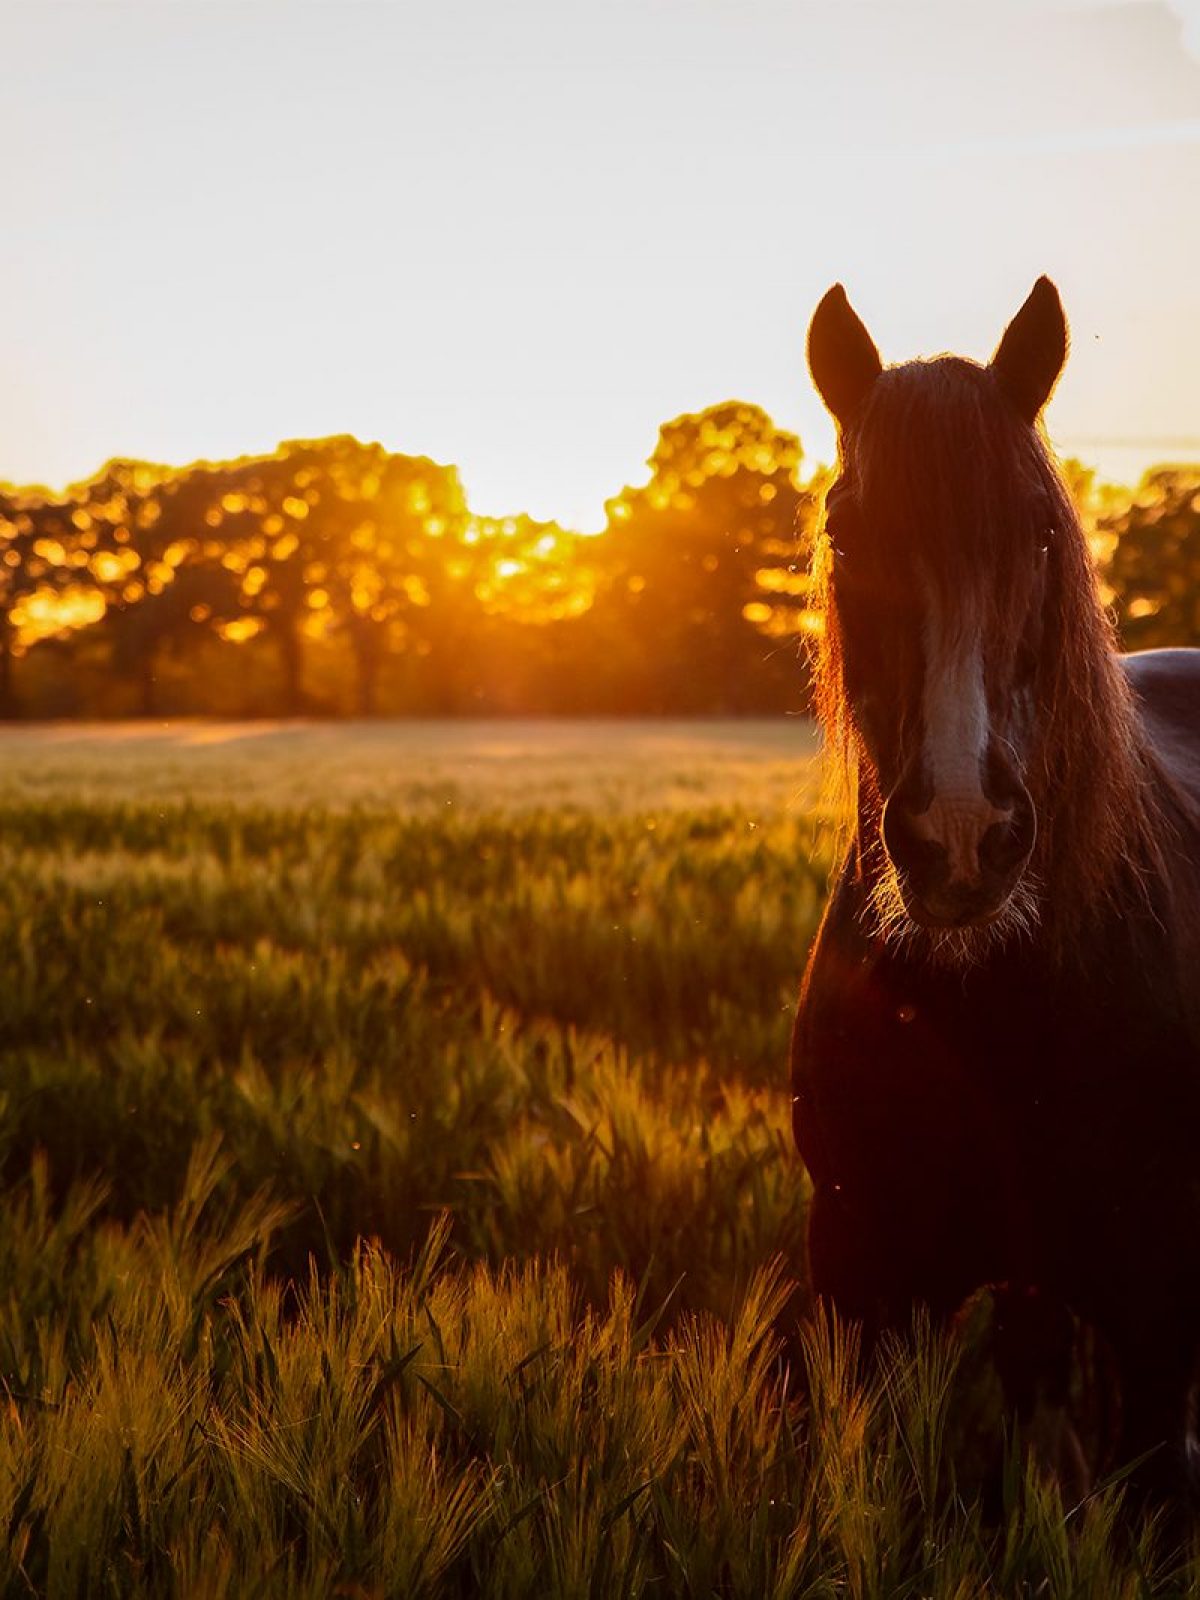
[807,356,1168,958]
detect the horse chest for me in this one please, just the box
[792,898,1200,1308]
[793,947,1020,1189]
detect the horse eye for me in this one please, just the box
[1037,526,1055,556]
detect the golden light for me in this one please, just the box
[218,617,265,643]
[756,566,809,596]
[12,585,106,645]
[89,551,126,584]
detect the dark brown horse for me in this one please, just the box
[791,277,1200,1491]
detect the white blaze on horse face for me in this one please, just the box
[915,604,1009,881]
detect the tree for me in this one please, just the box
[1101,468,1200,651]
[588,402,812,712]
[0,409,836,717]
[0,480,117,716]
[0,488,50,715]
[308,440,469,715]
[66,460,239,714]
[427,513,594,712]
[183,438,468,715]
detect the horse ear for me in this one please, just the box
[807,285,883,429]
[989,277,1068,422]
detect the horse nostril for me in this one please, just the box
[882,800,948,879]
[979,810,1034,877]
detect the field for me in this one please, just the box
[0,720,1187,1597]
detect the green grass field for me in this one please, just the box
[0,720,1189,1596]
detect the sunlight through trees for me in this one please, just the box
[0,412,1193,717]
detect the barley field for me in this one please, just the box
[0,720,1187,1596]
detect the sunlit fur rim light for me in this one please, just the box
[805,372,1171,968]
[862,835,1044,971]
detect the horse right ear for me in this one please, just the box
[989,277,1068,422]
[807,285,883,429]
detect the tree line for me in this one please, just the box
[0,407,1195,718]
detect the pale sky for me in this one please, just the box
[3,0,1199,528]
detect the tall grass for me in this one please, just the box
[0,725,1190,1594]
[0,797,819,1305]
[0,1151,1181,1597]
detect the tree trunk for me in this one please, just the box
[139,643,157,717]
[278,616,304,716]
[0,623,14,719]
[353,630,380,717]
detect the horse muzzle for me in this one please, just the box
[882,781,1037,931]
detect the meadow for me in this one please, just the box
[0,720,1189,1597]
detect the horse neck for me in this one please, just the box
[1027,647,1165,945]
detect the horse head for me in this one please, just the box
[806,279,1081,952]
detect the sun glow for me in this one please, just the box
[11,586,105,646]
[3,4,1197,533]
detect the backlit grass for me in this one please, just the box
[0,721,1190,1595]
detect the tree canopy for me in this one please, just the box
[0,414,1194,718]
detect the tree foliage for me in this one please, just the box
[1099,468,1200,651]
[0,414,1195,718]
[583,403,813,712]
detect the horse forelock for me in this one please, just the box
[809,356,1165,960]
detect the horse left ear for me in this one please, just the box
[807,285,884,430]
[989,276,1068,422]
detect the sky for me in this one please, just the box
[2,0,1199,529]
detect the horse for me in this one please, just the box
[790,277,1200,1495]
